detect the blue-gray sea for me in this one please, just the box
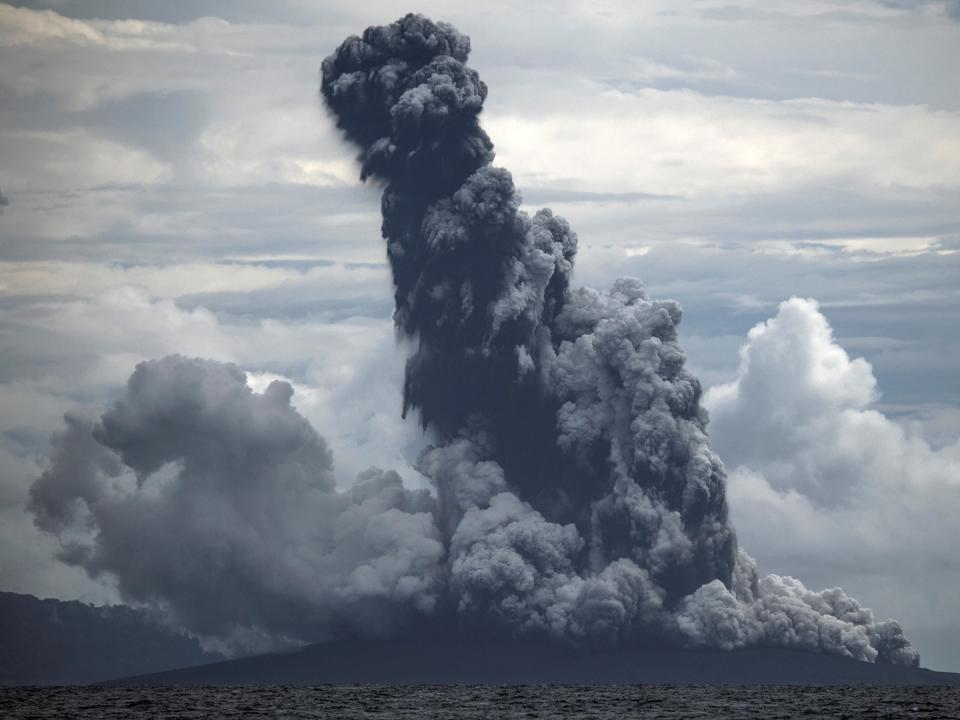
[3,686,960,719]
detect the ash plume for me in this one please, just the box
[30,356,443,654]
[319,13,917,665]
[28,14,918,666]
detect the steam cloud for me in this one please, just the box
[30,357,444,654]
[30,14,917,666]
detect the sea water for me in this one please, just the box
[3,685,960,719]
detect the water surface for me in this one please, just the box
[4,685,960,719]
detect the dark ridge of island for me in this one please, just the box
[102,636,960,687]
[0,592,223,686]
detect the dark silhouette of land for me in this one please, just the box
[103,636,960,687]
[4,590,957,686]
[0,592,221,685]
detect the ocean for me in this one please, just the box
[3,685,960,719]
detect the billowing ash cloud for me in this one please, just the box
[317,13,917,665]
[30,14,918,666]
[29,356,443,654]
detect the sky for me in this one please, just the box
[0,0,958,669]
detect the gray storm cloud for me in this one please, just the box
[29,14,918,666]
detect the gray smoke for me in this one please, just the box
[29,14,918,666]
[30,356,443,654]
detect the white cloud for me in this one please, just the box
[486,92,960,199]
[705,298,879,500]
[0,5,237,52]
[0,129,171,192]
[0,5,116,47]
[0,260,386,301]
[704,297,960,666]
[705,297,959,501]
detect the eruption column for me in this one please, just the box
[321,14,918,664]
[26,13,920,665]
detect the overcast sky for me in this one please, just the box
[1,0,958,669]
